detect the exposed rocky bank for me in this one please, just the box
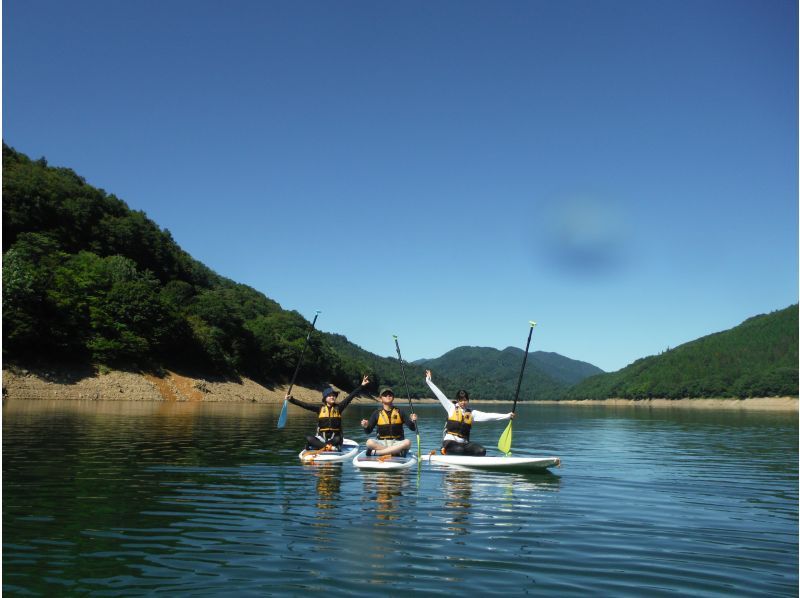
[2,365,376,404]
[3,366,796,411]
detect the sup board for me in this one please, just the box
[352,451,418,471]
[299,439,359,463]
[421,453,560,472]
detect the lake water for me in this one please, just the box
[3,400,797,596]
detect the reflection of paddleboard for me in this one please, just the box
[352,451,418,470]
[299,439,359,463]
[421,453,560,472]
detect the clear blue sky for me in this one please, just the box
[4,0,797,372]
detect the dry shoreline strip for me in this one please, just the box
[2,368,377,405]
[545,397,798,411]
[2,368,797,412]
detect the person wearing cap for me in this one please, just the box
[360,387,418,457]
[425,370,513,456]
[285,375,370,450]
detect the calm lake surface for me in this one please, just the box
[3,400,797,596]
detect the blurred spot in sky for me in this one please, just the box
[536,195,633,279]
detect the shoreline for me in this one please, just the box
[1,367,378,405]
[541,397,798,411]
[2,368,797,412]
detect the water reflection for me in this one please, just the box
[4,401,796,597]
[311,465,342,507]
[298,464,345,552]
[360,474,412,523]
[436,467,562,537]
[444,470,474,536]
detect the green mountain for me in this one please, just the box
[527,350,605,385]
[4,144,794,401]
[414,346,603,401]
[564,305,798,400]
[1,144,411,394]
[324,333,453,398]
[1,143,596,401]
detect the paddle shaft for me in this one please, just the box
[286,312,320,396]
[511,323,536,412]
[393,336,420,442]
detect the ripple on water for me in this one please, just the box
[3,401,797,596]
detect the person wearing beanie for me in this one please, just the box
[285,375,369,450]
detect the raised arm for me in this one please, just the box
[339,375,370,412]
[425,370,455,417]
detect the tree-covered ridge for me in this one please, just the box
[528,350,604,385]
[0,144,568,398]
[2,144,368,390]
[5,144,794,401]
[323,333,452,398]
[564,305,798,400]
[414,345,602,401]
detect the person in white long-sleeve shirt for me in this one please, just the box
[425,370,513,456]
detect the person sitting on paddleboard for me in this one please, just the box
[425,370,513,456]
[285,375,369,451]
[360,387,417,457]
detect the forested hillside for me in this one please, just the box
[2,144,386,392]
[4,144,794,401]
[324,333,440,398]
[415,346,603,401]
[2,144,601,400]
[564,305,798,399]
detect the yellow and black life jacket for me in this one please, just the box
[376,408,404,440]
[445,407,473,440]
[317,404,342,435]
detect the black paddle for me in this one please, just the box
[393,335,421,458]
[498,321,537,455]
[277,310,320,429]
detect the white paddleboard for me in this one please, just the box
[299,439,359,463]
[352,450,418,471]
[421,453,560,472]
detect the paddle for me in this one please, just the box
[393,335,421,459]
[277,310,321,429]
[498,321,537,455]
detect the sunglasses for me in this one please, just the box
[381,393,394,397]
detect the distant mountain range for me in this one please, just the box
[415,306,798,401]
[3,144,796,400]
[414,347,603,401]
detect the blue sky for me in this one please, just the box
[4,0,797,372]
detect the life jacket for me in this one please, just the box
[317,404,342,435]
[445,407,473,440]
[376,407,404,440]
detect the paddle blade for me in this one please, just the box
[277,399,288,429]
[497,420,513,455]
